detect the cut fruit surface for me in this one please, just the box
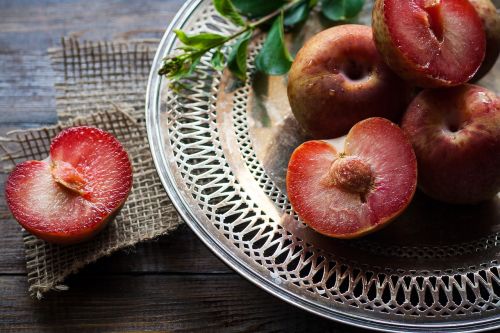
[286,118,417,238]
[5,126,133,244]
[373,0,486,87]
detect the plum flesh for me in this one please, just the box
[373,0,486,87]
[286,118,417,238]
[5,127,133,244]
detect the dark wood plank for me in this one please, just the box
[0,217,231,275]
[0,274,364,333]
[0,54,57,126]
[0,0,183,51]
[83,224,232,275]
[0,0,184,134]
[0,220,26,274]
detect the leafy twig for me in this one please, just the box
[158,0,365,83]
[159,0,305,79]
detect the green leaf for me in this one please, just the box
[255,12,293,76]
[189,54,203,74]
[158,56,183,77]
[174,30,227,50]
[169,54,202,81]
[213,0,246,26]
[345,0,365,17]
[321,0,364,21]
[166,61,190,81]
[284,2,310,26]
[232,0,286,18]
[227,30,253,81]
[284,0,318,27]
[211,47,225,71]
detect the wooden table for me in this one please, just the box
[0,1,364,331]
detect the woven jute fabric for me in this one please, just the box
[50,37,161,120]
[0,37,182,298]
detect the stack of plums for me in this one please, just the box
[286,0,500,239]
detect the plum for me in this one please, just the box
[5,127,133,244]
[287,24,413,139]
[402,84,500,204]
[286,118,417,238]
[373,0,486,87]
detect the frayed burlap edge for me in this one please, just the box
[0,36,185,298]
[1,83,182,299]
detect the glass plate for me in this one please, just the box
[146,1,500,331]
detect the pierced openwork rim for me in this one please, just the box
[146,1,500,331]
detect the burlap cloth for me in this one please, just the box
[0,37,183,298]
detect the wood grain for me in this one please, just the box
[0,275,362,333]
[0,54,57,126]
[0,220,232,275]
[0,0,181,51]
[0,0,184,137]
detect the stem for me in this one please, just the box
[159,0,308,77]
[249,0,306,29]
[227,0,307,43]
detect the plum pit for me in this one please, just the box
[51,160,88,197]
[328,155,373,194]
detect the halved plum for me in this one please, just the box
[286,118,417,238]
[373,0,486,87]
[5,127,133,244]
